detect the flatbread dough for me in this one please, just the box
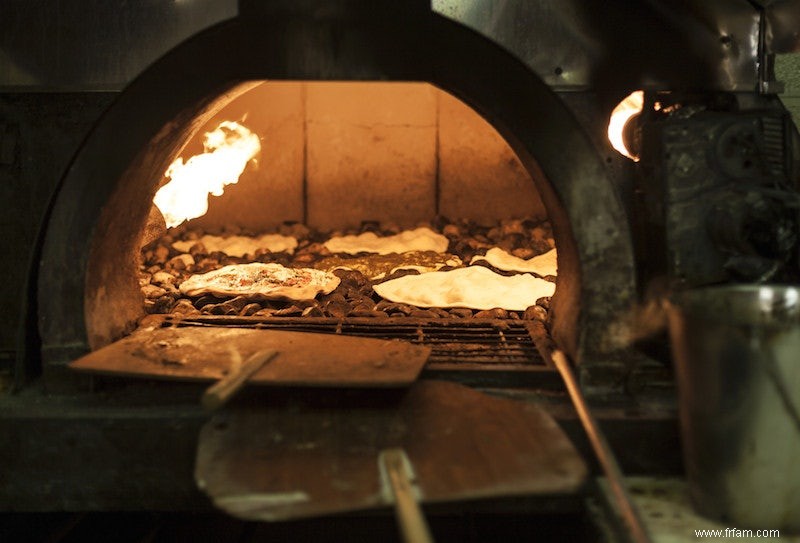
[373,266,555,311]
[179,263,339,301]
[173,234,298,257]
[471,248,557,277]
[323,227,449,255]
[315,252,462,280]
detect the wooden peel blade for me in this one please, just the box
[69,327,431,388]
[195,381,587,523]
[202,349,279,411]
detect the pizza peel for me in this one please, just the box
[194,381,588,528]
[69,326,431,388]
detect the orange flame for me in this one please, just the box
[153,121,261,228]
[608,90,644,162]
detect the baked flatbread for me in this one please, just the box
[323,227,448,255]
[173,234,297,257]
[315,252,462,280]
[179,263,339,301]
[471,248,557,277]
[373,266,555,311]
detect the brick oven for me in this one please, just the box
[2,0,799,539]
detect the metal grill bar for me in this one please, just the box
[162,316,546,367]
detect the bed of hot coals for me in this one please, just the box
[139,218,556,322]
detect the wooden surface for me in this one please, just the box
[195,380,587,521]
[69,327,430,387]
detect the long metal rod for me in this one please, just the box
[551,351,652,543]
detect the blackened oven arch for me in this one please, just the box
[36,1,636,381]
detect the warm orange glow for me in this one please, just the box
[153,121,261,228]
[608,90,644,162]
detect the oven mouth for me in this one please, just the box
[35,3,637,389]
[127,80,559,382]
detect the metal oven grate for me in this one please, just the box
[162,316,547,367]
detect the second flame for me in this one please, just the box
[608,90,644,162]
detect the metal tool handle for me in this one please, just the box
[552,351,652,543]
[202,349,278,411]
[379,448,434,543]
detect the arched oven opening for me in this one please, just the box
[78,78,581,387]
[129,81,560,362]
[34,2,636,392]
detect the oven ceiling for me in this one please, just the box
[0,0,781,92]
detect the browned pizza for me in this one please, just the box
[179,263,340,301]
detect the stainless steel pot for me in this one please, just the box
[667,284,800,531]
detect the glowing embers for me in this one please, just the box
[153,121,261,228]
[607,90,644,162]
